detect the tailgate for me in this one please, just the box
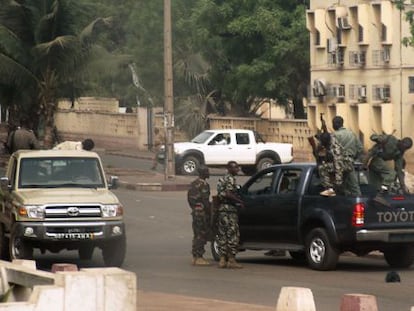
[357,194,414,242]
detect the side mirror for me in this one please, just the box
[0,176,10,192]
[108,176,119,190]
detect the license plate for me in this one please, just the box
[55,233,94,239]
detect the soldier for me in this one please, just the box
[364,133,413,195]
[216,161,244,269]
[332,116,363,196]
[6,118,40,153]
[151,127,165,170]
[318,132,353,197]
[187,166,211,266]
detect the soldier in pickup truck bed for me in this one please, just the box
[364,133,413,194]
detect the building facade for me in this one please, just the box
[306,0,414,155]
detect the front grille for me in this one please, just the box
[44,205,101,218]
[46,226,103,234]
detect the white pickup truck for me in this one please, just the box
[158,129,293,175]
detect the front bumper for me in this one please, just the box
[15,220,125,243]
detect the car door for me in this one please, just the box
[239,167,302,244]
[202,132,235,165]
[233,132,256,164]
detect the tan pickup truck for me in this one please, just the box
[0,150,126,267]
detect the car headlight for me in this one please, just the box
[18,205,45,219]
[102,204,123,217]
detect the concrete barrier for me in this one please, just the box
[276,287,316,311]
[340,294,378,311]
[0,260,136,311]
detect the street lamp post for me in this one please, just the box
[164,0,175,179]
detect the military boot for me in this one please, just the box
[193,257,210,266]
[227,256,243,269]
[218,256,227,268]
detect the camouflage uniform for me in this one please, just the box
[187,178,211,258]
[216,173,240,258]
[366,134,405,192]
[334,127,363,196]
[319,134,354,191]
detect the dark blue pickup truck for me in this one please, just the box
[212,163,414,271]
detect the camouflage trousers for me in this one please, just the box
[319,157,357,195]
[368,156,396,191]
[191,209,210,257]
[216,207,240,258]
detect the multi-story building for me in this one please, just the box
[306,0,414,158]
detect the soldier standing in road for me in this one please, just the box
[216,161,244,269]
[332,116,363,196]
[187,166,211,266]
[151,127,165,170]
[6,118,40,153]
[364,133,413,195]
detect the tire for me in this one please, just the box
[210,235,220,261]
[78,245,94,260]
[9,224,33,260]
[102,235,126,267]
[384,245,414,268]
[180,156,200,175]
[289,250,307,263]
[305,228,339,271]
[0,224,10,261]
[241,166,256,176]
[256,156,279,172]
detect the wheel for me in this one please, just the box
[289,250,307,263]
[0,224,10,261]
[102,235,126,267]
[210,235,220,261]
[241,166,256,176]
[180,156,200,175]
[9,224,33,260]
[384,245,414,268]
[305,228,338,271]
[78,245,94,260]
[256,156,279,172]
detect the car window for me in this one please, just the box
[236,133,250,145]
[307,170,323,195]
[209,133,231,145]
[277,169,301,194]
[246,170,275,195]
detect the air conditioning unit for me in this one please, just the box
[327,38,338,53]
[358,86,367,102]
[382,48,390,63]
[337,17,351,30]
[313,79,327,97]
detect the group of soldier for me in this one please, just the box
[316,115,412,200]
[187,116,414,267]
[187,161,244,268]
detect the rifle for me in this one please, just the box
[308,113,328,163]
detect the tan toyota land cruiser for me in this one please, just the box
[0,150,126,267]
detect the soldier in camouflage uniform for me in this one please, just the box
[332,116,363,197]
[187,166,211,266]
[318,132,354,197]
[364,134,413,194]
[216,161,244,269]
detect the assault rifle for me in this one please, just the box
[308,113,328,163]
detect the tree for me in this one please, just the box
[0,0,116,146]
[189,0,310,118]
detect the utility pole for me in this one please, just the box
[163,0,175,179]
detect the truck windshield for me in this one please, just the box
[19,157,105,189]
[191,131,214,144]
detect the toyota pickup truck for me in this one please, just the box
[157,129,293,175]
[212,162,414,270]
[0,150,126,267]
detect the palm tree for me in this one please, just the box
[0,0,114,147]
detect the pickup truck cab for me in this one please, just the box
[212,162,414,270]
[0,150,126,267]
[158,129,293,175]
